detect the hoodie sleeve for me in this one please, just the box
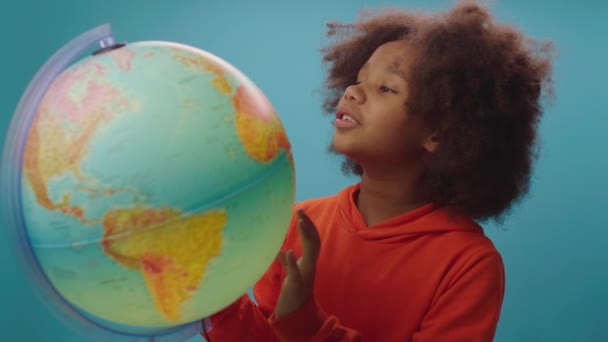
[205,263,363,342]
[412,247,506,342]
[267,296,363,342]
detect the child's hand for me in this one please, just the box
[274,208,321,320]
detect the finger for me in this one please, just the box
[295,210,321,280]
[296,209,321,262]
[285,250,301,281]
[296,209,321,243]
[296,209,321,248]
[277,250,286,267]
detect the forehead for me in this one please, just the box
[361,40,414,75]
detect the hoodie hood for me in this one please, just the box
[336,183,483,242]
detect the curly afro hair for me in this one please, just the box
[321,0,555,222]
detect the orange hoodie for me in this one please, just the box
[205,183,505,341]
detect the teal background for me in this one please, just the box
[1,0,606,341]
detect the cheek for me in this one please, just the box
[362,119,407,153]
[371,108,409,138]
[368,112,422,152]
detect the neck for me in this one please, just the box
[356,164,426,226]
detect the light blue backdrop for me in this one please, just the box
[1,0,606,341]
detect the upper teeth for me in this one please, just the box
[342,114,356,123]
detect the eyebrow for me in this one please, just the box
[358,62,409,81]
[386,62,408,80]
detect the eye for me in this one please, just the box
[379,85,396,94]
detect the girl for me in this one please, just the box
[204,1,554,341]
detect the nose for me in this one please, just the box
[343,83,365,104]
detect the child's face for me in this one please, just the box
[332,40,434,171]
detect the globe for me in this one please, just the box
[1,25,294,339]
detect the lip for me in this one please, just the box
[335,106,361,125]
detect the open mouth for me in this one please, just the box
[335,109,361,128]
[337,113,359,124]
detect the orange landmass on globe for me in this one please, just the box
[101,206,226,321]
[233,85,291,163]
[22,62,135,223]
[173,50,232,94]
[110,48,136,71]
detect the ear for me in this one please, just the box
[422,131,439,153]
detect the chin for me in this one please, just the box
[330,136,359,160]
[328,142,364,175]
[330,135,348,154]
